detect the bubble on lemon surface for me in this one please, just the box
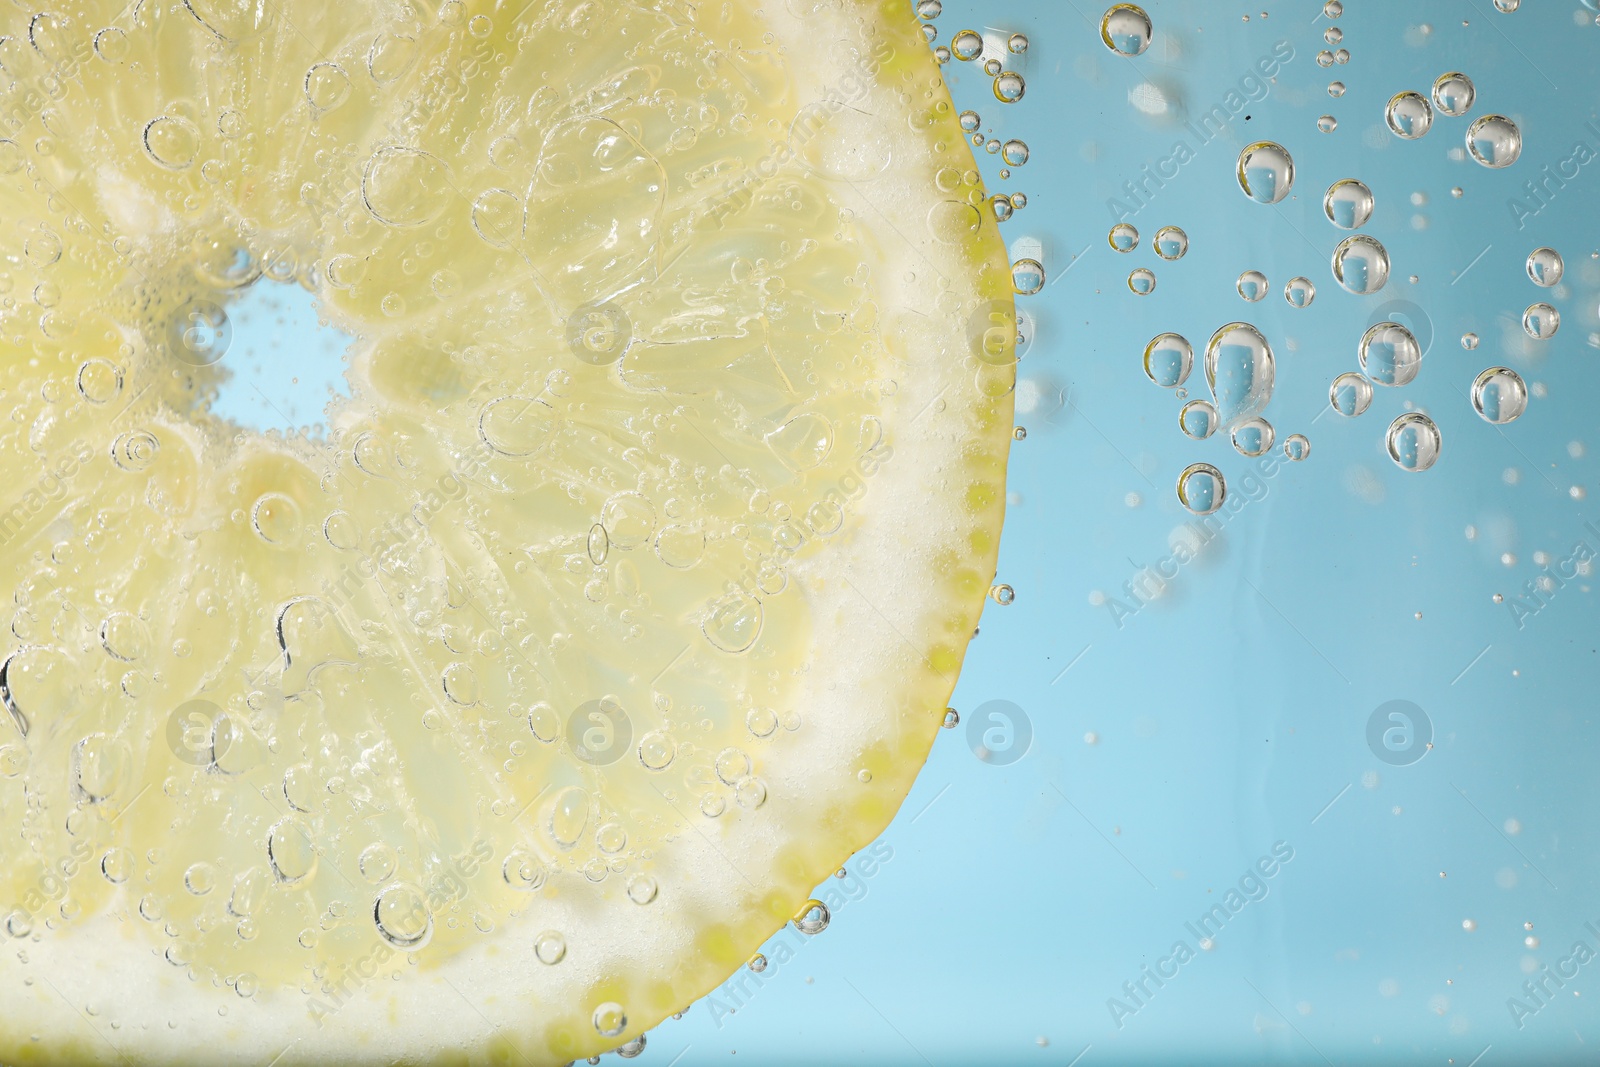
[1387,413,1443,472]
[1523,303,1560,340]
[1144,333,1192,387]
[1284,277,1316,308]
[1330,372,1375,417]
[1179,399,1219,440]
[1232,418,1275,458]
[1432,72,1475,116]
[1109,223,1139,252]
[1153,226,1188,260]
[1101,4,1153,56]
[1204,322,1275,427]
[1128,268,1157,295]
[1472,368,1529,424]
[1467,114,1522,167]
[1324,179,1374,229]
[793,899,832,935]
[1386,92,1434,139]
[1333,235,1392,295]
[1283,434,1312,462]
[1237,270,1269,302]
[372,889,435,953]
[1526,247,1564,287]
[76,358,124,403]
[534,931,568,966]
[1237,142,1294,205]
[1178,463,1227,515]
[1360,322,1423,387]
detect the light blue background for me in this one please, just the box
[231,1,1600,1062]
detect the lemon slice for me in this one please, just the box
[0,0,1012,1062]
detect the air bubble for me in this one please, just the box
[1231,417,1275,457]
[1432,72,1475,117]
[1143,333,1192,387]
[1108,223,1139,252]
[1100,4,1153,56]
[1179,399,1218,439]
[1466,114,1521,168]
[1386,413,1442,472]
[993,71,1026,103]
[1204,322,1275,426]
[535,930,567,964]
[1332,235,1391,294]
[1522,303,1559,340]
[1471,367,1528,424]
[304,62,351,111]
[374,883,433,950]
[1127,268,1156,295]
[1526,247,1563,287]
[1153,226,1187,259]
[1177,463,1226,515]
[1385,92,1434,139]
[1323,179,1374,229]
[1284,277,1316,308]
[1237,142,1294,204]
[1330,372,1374,417]
[792,899,831,935]
[1237,270,1269,302]
[1360,322,1422,387]
[951,29,983,60]
[1011,259,1045,295]
[143,116,200,169]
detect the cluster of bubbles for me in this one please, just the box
[1376,68,1521,169]
[1146,320,1306,511]
[1106,222,1186,295]
[945,27,1027,105]
[932,2,1032,228]
[986,3,1554,513]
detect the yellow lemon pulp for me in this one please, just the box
[0,0,1012,1062]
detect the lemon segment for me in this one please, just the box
[0,0,1013,1062]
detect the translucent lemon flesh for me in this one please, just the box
[0,0,1012,1062]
